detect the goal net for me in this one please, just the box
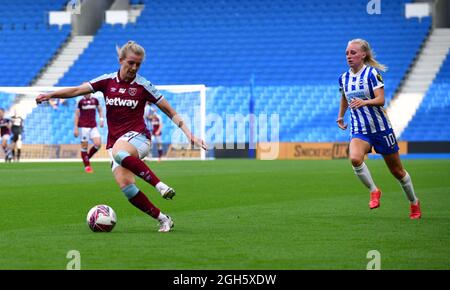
[0,85,206,161]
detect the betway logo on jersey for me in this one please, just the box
[105,97,138,109]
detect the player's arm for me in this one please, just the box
[36,83,92,104]
[74,109,80,137]
[97,104,104,127]
[156,98,207,150]
[337,92,348,130]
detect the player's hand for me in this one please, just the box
[336,118,348,130]
[190,135,208,151]
[100,120,104,128]
[349,98,366,109]
[36,93,51,104]
[74,128,79,137]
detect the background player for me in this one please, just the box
[36,41,207,232]
[337,38,421,219]
[74,91,104,173]
[0,108,13,162]
[145,104,164,162]
[10,110,24,162]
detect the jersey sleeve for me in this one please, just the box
[338,75,344,94]
[89,74,110,94]
[369,68,384,90]
[142,80,164,104]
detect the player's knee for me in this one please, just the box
[81,142,88,150]
[120,183,139,199]
[350,157,363,167]
[113,150,131,165]
[390,167,405,180]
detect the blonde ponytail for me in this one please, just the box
[348,38,387,72]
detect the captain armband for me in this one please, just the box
[171,114,184,128]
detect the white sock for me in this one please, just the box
[353,162,378,192]
[399,171,418,204]
[157,212,168,222]
[155,182,168,195]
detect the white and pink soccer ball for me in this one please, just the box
[86,205,117,232]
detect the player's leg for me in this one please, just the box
[382,152,421,219]
[2,135,12,162]
[156,136,163,161]
[79,128,92,172]
[110,147,174,232]
[88,128,101,159]
[16,134,22,162]
[350,136,381,209]
[111,132,175,199]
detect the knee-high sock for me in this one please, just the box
[81,149,90,167]
[88,145,100,159]
[399,171,418,204]
[353,162,378,192]
[121,155,161,186]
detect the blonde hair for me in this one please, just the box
[116,40,146,61]
[348,38,387,72]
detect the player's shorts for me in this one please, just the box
[1,134,10,143]
[152,134,162,145]
[108,131,151,172]
[351,128,399,155]
[12,127,22,142]
[79,127,100,143]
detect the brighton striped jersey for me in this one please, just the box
[338,65,392,135]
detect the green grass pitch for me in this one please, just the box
[0,159,449,269]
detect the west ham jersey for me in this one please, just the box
[0,118,11,136]
[89,71,163,149]
[338,65,392,135]
[77,96,99,128]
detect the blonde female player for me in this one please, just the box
[36,41,207,232]
[337,39,421,219]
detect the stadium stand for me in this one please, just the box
[401,52,450,141]
[0,0,70,87]
[2,0,432,145]
[53,0,430,144]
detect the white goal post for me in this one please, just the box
[0,84,207,161]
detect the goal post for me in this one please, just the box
[0,84,207,161]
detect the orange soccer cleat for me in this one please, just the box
[409,200,422,219]
[85,166,94,174]
[369,189,382,209]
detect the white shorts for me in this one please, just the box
[1,134,10,143]
[152,135,162,144]
[80,127,100,143]
[108,131,151,172]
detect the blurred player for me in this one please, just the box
[145,104,164,162]
[337,38,421,219]
[36,41,207,232]
[74,91,104,173]
[10,111,24,162]
[0,108,13,162]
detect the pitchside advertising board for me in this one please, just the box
[256,142,408,160]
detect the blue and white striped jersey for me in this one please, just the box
[338,65,392,135]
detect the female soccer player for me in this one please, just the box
[36,41,207,232]
[74,91,104,173]
[336,39,421,219]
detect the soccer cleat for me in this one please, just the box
[369,189,382,209]
[158,215,174,232]
[409,200,422,219]
[84,166,94,173]
[161,187,176,200]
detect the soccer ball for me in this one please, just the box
[86,205,117,232]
